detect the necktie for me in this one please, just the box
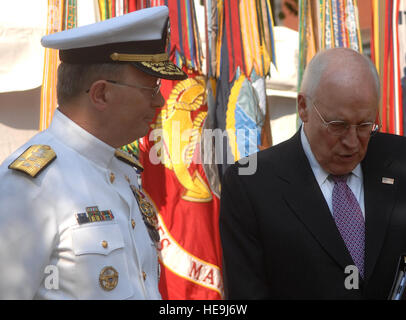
[331,174,365,278]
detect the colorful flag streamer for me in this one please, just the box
[297,0,363,130]
[298,0,363,91]
[207,0,276,176]
[40,0,77,131]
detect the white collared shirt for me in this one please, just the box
[0,109,161,300]
[300,126,365,218]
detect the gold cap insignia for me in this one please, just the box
[110,52,169,62]
[8,145,56,178]
[99,266,119,291]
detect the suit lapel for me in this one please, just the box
[279,131,354,270]
[362,138,397,281]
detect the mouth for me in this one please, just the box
[337,153,358,162]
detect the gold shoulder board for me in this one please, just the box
[114,149,144,172]
[8,145,56,178]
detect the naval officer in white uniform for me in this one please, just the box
[0,6,187,299]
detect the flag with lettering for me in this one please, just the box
[139,75,223,299]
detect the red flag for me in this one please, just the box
[139,72,223,299]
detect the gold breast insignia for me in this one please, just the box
[99,266,119,291]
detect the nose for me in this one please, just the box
[341,126,359,149]
[152,91,165,108]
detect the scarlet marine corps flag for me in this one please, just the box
[139,74,223,299]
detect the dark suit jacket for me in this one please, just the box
[220,131,406,299]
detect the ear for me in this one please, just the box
[297,93,309,123]
[87,80,110,111]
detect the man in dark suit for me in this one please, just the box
[220,48,406,299]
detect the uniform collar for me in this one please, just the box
[48,109,116,168]
[300,125,362,184]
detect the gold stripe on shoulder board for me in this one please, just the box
[8,145,56,178]
[114,149,144,172]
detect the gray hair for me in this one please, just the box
[300,48,381,101]
[56,62,127,106]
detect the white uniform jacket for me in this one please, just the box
[0,110,161,300]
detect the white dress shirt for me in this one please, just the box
[300,127,365,218]
[0,109,161,300]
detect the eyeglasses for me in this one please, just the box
[310,100,380,137]
[106,79,161,98]
[86,79,162,98]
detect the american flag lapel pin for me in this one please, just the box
[382,177,395,185]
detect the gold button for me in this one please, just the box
[131,219,136,229]
[110,172,115,183]
[110,52,119,61]
[142,271,147,281]
[102,240,108,248]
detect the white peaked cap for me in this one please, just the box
[41,6,187,80]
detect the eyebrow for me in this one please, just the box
[322,111,375,124]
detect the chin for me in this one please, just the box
[331,164,358,175]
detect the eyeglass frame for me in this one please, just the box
[308,98,380,137]
[85,79,162,98]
